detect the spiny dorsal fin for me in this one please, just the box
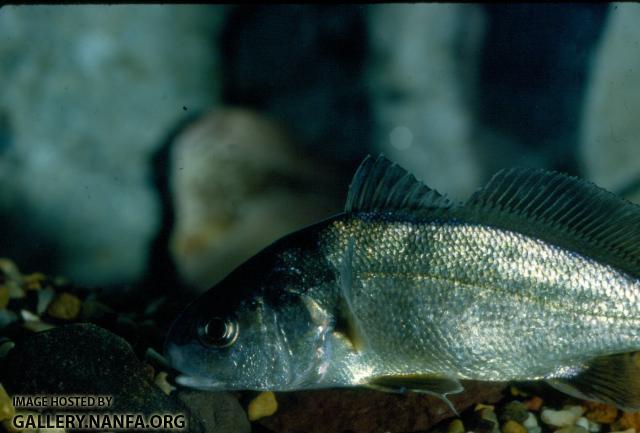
[463,168,640,278]
[345,155,452,213]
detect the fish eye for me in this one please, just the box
[197,317,239,348]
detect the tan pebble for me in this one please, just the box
[475,403,495,412]
[247,391,278,421]
[610,428,636,433]
[524,396,544,411]
[0,259,21,280]
[154,372,176,395]
[47,293,82,320]
[584,401,618,424]
[503,420,527,433]
[0,286,9,309]
[0,384,16,422]
[613,413,640,432]
[143,363,156,381]
[24,273,45,291]
[22,320,56,333]
[511,386,529,397]
[7,282,24,300]
[448,419,465,433]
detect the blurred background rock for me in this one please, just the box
[0,4,635,293]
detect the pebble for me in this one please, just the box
[613,413,640,432]
[524,396,543,411]
[584,401,618,424]
[448,419,465,433]
[502,420,527,433]
[0,259,22,281]
[510,386,529,397]
[555,426,588,433]
[565,405,586,418]
[20,309,39,322]
[477,405,500,433]
[0,310,17,329]
[143,363,155,381]
[577,417,590,430]
[0,383,15,422]
[576,416,601,433]
[523,412,539,430]
[541,408,581,427]
[37,288,55,315]
[610,429,637,433]
[24,273,45,290]
[6,282,24,300]
[247,391,278,421]
[0,339,15,358]
[501,401,529,423]
[0,286,9,309]
[153,372,176,396]
[47,292,82,320]
[22,320,56,333]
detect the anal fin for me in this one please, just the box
[547,352,640,411]
[367,374,463,415]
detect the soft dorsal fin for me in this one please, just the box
[463,168,640,278]
[345,155,452,213]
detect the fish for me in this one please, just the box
[165,154,640,411]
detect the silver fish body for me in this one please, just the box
[318,215,640,385]
[165,155,640,409]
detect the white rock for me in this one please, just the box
[523,412,539,430]
[564,405,586,418]
[580,4,640,200]
[588,421,601,433]
[541,408,580,428]
[576,417,590,431]
[366,4,486,201]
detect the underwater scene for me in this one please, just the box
[1,3,640,433]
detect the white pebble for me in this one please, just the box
[541,409,580,427]
[587,420,601,433]
[576,418,590,430]
[523,412,539,430]
[564,405,586,418]
[527,427,542,433]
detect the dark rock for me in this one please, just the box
[177,390,251,433]
[0,323,201,431]
[500,401,529,424]
[257,381,506,433]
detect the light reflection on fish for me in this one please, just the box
[165,155,640,410]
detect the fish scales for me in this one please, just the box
[320,215,640,383]
[165,155,640,410]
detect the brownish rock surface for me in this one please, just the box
[169,108,348,291]
[258,381,507,433]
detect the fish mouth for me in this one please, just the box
[175,374,225,390]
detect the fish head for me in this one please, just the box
[164,240,335,391]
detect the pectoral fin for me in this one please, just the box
[366,374,463,415]
[547,352,640,411]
